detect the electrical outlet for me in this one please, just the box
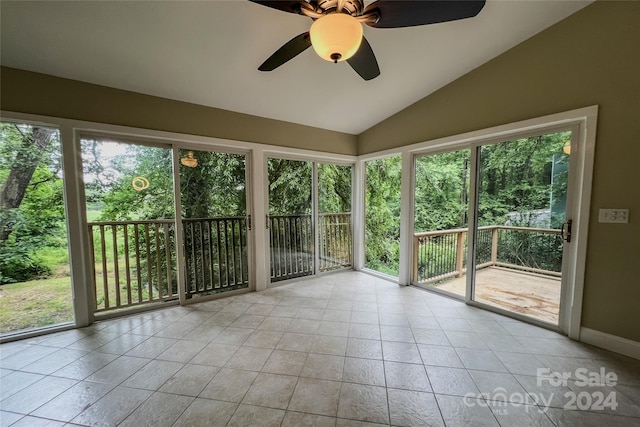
[598,209,629,223]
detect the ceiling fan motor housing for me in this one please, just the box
[315,0,365,15]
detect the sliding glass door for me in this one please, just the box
[413,149,470,298]
[81,137,252,316]
[412,130,573,326]
[180,149,249,298]
[318,163,353,271]
[472,131,571,325]
[267,158,314,282]
[267,158,353,283]
[81,138,177,314]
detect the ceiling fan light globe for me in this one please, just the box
[310,13,363,63]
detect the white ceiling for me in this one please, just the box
[1,0,592,134]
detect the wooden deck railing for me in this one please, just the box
[183,217,249,297]
[269,214,314,282]
[89,212,353,310]
[413,225,563,284]
[269,212,352,282]
[88,220,178,313]
[89,216,250,313]
[318,213,353,272]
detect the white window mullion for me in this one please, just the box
[251,148,269,291]
[171,146,187,304]
[352,159,365,270]
[63,126,93,326]
[313,162,320,275]
[465,145,481,304]
[398,150,413,286]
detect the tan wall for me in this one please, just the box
[360,1,640,342]
[0,66,358,155]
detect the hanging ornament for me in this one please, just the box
[181,151,198,167]
[132,176,150,191]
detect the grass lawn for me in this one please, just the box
[0,276,74,334]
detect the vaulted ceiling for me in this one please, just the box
[1,0,593,134]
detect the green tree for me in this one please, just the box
[268,159,312,215]
[319,163,352,213]
[180,150,246,218]
[81,141,175,221]
[414,150,470,232]
[0,124,64,283]
[365,156,402,276]
[477,132,569,226]
[83,143,249,221]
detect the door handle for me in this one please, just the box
[561,219,572,243]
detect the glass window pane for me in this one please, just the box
[1,123,74,335]
[473,131,571,324]
[268,158,313,282]
[413,149,470,298]
[318,163,352,271]
[81,139,177,314]
[179,149,249,296]
[365,156,401,277]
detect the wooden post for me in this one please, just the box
[455,231,465,277]
[491,227,499,265]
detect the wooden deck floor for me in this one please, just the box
[430,267,561,324]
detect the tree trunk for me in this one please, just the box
[0,126,55,241]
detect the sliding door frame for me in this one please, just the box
[262,150,356,288]
[170,143,254,305]
[404,106,597,339]
[464,123,580,331]
[410,145,472,300]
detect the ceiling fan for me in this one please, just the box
[250,0,486,81]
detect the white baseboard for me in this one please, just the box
[580,327,640,360]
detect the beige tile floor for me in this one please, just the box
[1,271,639,426]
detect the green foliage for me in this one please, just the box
[1,123,64,284]
[1,121,570,294]
[416,236,460,279]
[8,167,65,244]
[477,132,569,226]
[413,131,571,282]
[319,163,352,213]
[0,242,51,284]
[180,150,246,218]
[268,159,312,215]
[365,156,402,276]
[83,143,248,300]
[83,142,250,220]
[414,150,469,232]
[497,230,563,271]
[267,160,351,215]
[83,142,175,220]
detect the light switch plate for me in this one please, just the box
[598,208,629,223]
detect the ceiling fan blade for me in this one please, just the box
[347,37,380,81]
[248,0,306,15]
[259,32,312,71]
[364,0,486,28]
